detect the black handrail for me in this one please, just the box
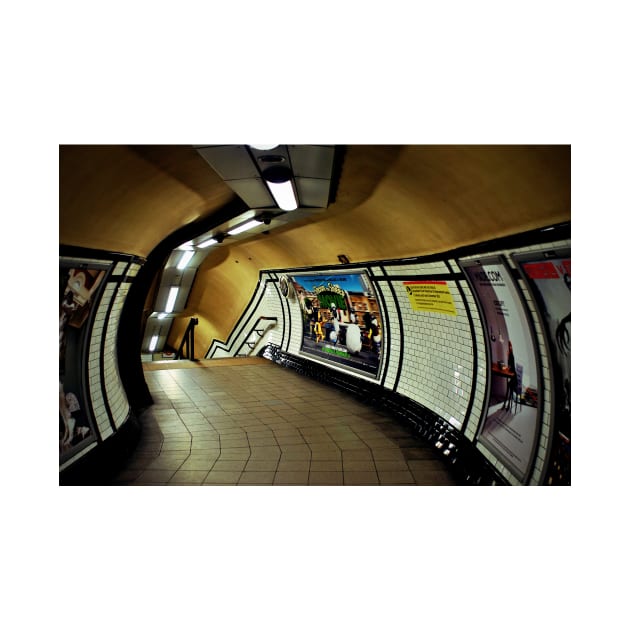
[235,316,277,356]
[175,317,199,360]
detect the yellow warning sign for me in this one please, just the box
[403,281,457,316]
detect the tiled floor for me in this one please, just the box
[111,358,459,485]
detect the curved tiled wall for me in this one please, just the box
[59,249,144,479]
[207,227,571,486]
[59,226,570,486]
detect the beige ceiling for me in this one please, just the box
[60,144,570,353]
[60,144,569,259]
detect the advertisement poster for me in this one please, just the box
[403,280,458,316]
[59,264,107,462]
[290,272,383,377]
[517,252,571,485]
[461,257,541,481]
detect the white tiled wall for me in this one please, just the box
[207,274,286,358]
[89,283,116,440]
[103,282,131,429]
[63,257,139,467]
[86,279,132,439]
[196,236,570,486]
[374,280,401,391]
[382,273,475,430]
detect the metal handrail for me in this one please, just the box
[235,316,277,357]
[175,317,199,360]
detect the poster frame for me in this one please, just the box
[511,247,571,484]
[288,268,386,382]
[459,254,544,483]
[59,258,112,465]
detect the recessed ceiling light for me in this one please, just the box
[198,237,218,248]
[249,144,279,151]
[228,219,263,235]
[176,250,195,270]
[165,287,179,312]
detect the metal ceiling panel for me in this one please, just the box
[294,177,332,207]
[227,179,275,208]
[196,145,259,180]
[288,145,335,179]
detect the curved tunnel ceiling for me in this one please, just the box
[60,144,570,262]
[60,144,570,353]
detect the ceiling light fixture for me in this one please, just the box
[197,237,218,248]
[228,219,263,236]
[176,250,195,270]
[148,335,159,352]
[165,287,179,313]
[263,165,298,211]
[249,144,279,151]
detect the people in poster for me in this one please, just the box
[290,272,383,377]
[502,340,518,411]
[59,266,105,459]
[461,258,540,481]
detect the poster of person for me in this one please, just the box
[516,251,570,485]
[59,265,107,462]
[289,272,383,377]
[460,257,541,481]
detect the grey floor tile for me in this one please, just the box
[274,470,309,485]
[344,471,380,485]
[309,471,344,485]
[134,469,175,484]
[245,460,278,472]
[377,470,416,484]
[115,362,461,486]
[211,459,248,472]
[203,470,242,484]
[309,460,343,472]
[343,459,376,472]
[374,460,411,472]
[276,458,311,472]
[238,471,276,485]
[168,469,209,484]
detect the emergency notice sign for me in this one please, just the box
[403,280,457,316]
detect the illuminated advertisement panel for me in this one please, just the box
[59,263,107,463]
[289,271,383,378]
[515,250,570,485]
[460,256,542,482]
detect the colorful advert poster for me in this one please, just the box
[290,272,383,377]
[59,264,107,462]
[461,257,541,481]
[518,253,570,485]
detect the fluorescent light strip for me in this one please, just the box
[165,287,179,313]
[148,335,159,352]
[267,179,298,211]
[249,144,279,151]
[177,250,195,270]
[228,219,263,235]
[198,237,218,248]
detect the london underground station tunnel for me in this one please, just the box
[59,145,570,486]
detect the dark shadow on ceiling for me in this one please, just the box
[128,145,233,202]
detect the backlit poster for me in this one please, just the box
[516,250,570,485]
[59,263,107,463]
[461,257,541,482]
[289,271,383,377]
